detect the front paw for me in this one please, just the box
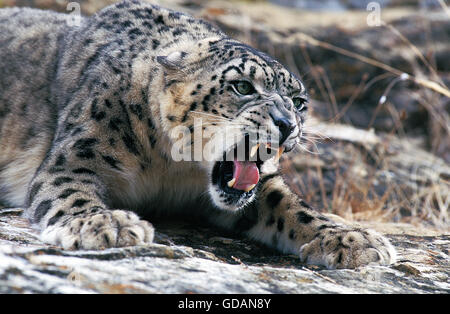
[299,227,396,269]
[42,209,154,250]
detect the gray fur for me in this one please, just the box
[0,0,395,268]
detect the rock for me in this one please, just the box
[0,209,448,293]
[0,0,448,294]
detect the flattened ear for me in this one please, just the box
[157,51,188,71]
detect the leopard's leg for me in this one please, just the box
[237,174,396,269]
[24,136,154,250]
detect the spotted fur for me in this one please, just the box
[0,0,395,268]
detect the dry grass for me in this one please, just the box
[262,4,450,231]
[283,114,449,230]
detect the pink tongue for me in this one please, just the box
[232,160,260,191]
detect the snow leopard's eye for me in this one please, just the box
[232,81,256,96]
[292,97,307,112]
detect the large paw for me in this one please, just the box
[299,227,396,269]
[42,209,154,250]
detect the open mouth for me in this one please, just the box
[212,136,285,198]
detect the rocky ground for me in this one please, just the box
[0,0,448,294]
[0,208,448,293]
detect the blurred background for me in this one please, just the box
[1,0,448,232]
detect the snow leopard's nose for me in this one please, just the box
[269,112,296,145]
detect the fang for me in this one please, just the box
[244,184,256,192]
[227,178,236,188]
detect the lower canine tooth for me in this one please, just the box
[244,184,256,192]
[227,178,236,188]
[274,146,285,162]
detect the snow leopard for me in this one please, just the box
[0,0,395,269]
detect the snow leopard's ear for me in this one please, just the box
[157,51,188,71]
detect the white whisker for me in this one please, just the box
[296,142,321,155]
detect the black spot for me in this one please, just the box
[53,177,74,186]
[154,15,164,24]
[296,211,314,224]
[76,149,95,159]
[27,182,43,205]
[147,118,155,130]
[148,134,157,148]
[48,166,65,174]
[152,39,160,49]
[122,133,140,155]
[108,117,123,131]
[128,27,143,37]
[72,199,90,208]
[277,217,284,232]
[104,99,113,108]
[72,168,96,175]
[92,111,106,121]
[64,123,74,134]
[337,252,343,264]
[73,209,87,217]
[74,138,98,159]
[55,154,66,167]
[34,200,52,222]
[83,38,94,46]
[48,210,65,226]
[129,103,143,120]
[101,155,121,170]
[201,95,210,111]
[181,102,197,122]
[73,139,98,149]
[103,234,112,247]
[58,189,79,199]
[266,190,283,209]
[142,21,152,29]
[249,66,256,79]
[172,27,186,36]
[221,65,243,77]
[299,200,313,210]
